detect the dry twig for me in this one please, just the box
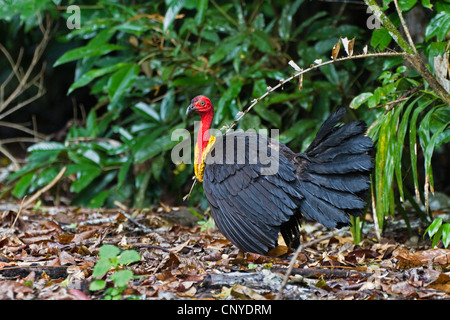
[0,14,53,167]
[275,228,350,300]
[22,166,67,208]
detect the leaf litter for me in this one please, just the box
[0,202,450,300]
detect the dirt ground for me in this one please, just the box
[0,201,450,301]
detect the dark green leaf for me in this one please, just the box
[160,89,175,122]
[209,34,246,65]
[151,155,165,181]
[118,159,132,185]
[66,163,102,193]
[432,228,443,247]
[35,166,62,189]
[371,27,392,50]
[107,64,140,107]
[425,11,450,41]
[350,93,373,109]
[88,190,111,208]
[163,0,186,31]
[424,119,449,186]
[409,97,433,200]
[27,142,66,153]
[278,0,305,40]
[398,0,417,11]
[68,63,126,94]
[216,77,244,124]
[54,44,124,67]
[134,135,176,163]
[86,109,98,138]
[132,102,161,122]
[442,224,450,248]
[251,30,273,53]
[394,97,417,201]
[426,218,443,238]
[421,0,432,9]
[253,104,281,128]
[195,0,208,25]
[12,172,34,198]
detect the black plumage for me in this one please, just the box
[202,108,374,255]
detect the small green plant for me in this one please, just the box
[198,217,215,233]
[424,218,450,249]
[32,200,43,211]
[89,244,141,300]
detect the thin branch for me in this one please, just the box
[0,46,24,101]
[383,84,424,113]
[393,0,418,56]
[0,15,51,113]
[0,145,20,170]
[275,228,350,300]
[0,121,46,139]
[119,210,153,233]
[183,175,198,201]
[0,69,46,121]
[224,51,408,134]
[0,137,45,144]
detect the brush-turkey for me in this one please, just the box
[186,95,373,255]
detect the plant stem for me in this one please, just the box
[364,0,413,54]
[135,170,152,208]
[393,0,418,55]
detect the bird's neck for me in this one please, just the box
[197,111,214,152]
[194,110,215,182]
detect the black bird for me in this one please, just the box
[187,95,374,255]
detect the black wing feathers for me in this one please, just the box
[202,108,374,255]
[203,133,301,254]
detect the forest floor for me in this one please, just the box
[0,197,450,301]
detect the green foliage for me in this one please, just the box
[6,0,374,210]
[197,216,215,232]
[0,0,57,31]
[89,244,141,300]
[424,218,450,248]
[353,0,450,239]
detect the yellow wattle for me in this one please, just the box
[194,135,216,182]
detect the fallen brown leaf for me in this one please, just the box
[231,284,266,300]
[71,229,97,244]
[426,273,450,293]
[0,280,33,300]
[389,281,417,298]
[59,250,76,265]
[393,247,450,268]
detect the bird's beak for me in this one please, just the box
[186,104,197,116]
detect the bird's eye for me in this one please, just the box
[200,100,205,106]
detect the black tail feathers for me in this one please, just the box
[297,108,374,229]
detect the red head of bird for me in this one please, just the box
[186,95,213,116]
[186,95,215,182]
